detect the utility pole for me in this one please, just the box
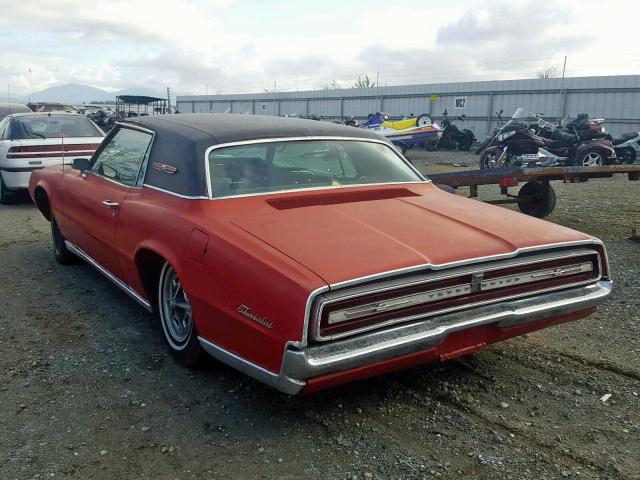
[29,67,33,100]
[562,56,567,80]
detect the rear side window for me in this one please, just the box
[10,115,103,139]
[91,128,152,187]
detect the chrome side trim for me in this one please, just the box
[203,136,428,200]
[65,241,152,312]
[285,280,612,381]
[142,183,209,200]
[301,239,605,346]
[197,336,305,395]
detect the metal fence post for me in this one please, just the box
[487,91,494,138]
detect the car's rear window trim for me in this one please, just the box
[203,136,428,200]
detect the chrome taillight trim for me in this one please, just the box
[311,246,603,342]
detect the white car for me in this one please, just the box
[0,112,105,204]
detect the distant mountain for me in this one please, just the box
[26,83,165,104]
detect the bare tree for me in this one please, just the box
[353,75,376,88]
[537,65,560,79]
[321,80,342,90]
[264,81,280,94]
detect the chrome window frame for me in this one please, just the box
[203,136,428,200]
[87,123,155,189]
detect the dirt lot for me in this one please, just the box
[1,151,639,480]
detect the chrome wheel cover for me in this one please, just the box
[159,263,193,350]
[582,152,603,166]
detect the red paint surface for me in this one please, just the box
[300,308,595,394]
[29,167,603,379]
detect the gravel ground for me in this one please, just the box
[1,153,639,480]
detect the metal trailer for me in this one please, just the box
[428,165,640,218]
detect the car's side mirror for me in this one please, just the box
[72,158,90,171]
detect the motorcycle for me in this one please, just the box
[434,110,475,151]
[87,108,116,132]
[475,110,504,154]
[609,132,639,164]
[479,108,616,169]
[546,114,637,165]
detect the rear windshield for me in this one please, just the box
[208,139,422,198]
[11,115,103,139]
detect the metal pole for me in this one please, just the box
[562,56,567,80]
[487,91,494,138]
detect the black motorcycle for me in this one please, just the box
[475,110,504,154]
[87,109,116,132]
[435,110,476,151]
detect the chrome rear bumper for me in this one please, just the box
[200,280,611,395]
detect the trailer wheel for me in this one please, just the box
[517,181,556,218]
[416,114,431,127]
[392,141,407,155]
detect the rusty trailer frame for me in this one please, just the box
[428,165,640,218]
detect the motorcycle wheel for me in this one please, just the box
[574,149,604,167]
[617,146,636,165]
[458,132,473,151]
[479,150,505,169]
[475,137,491,155]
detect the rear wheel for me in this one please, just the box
[416,114,431,127]
[458,132,473,151]
[51,216,79,264]
[0,172,13,205]
[617,146,636,165]
[517,181,556,218]
[575,149,604,167]
[158,261,202,366]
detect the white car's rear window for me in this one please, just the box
[11,116,103,139]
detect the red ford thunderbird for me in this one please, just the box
[29,114,612,394]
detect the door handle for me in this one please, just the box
[102,200,119,209]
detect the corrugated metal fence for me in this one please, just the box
[176,75,640,139]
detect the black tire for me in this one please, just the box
[475,137,491,154]
[479,149,505,169]
[573,149,604,167]
[617,146,636,165]
[51,216,79,264]
[0,172,13,205]
[458,132,473,151]
[392,141,407,155]
[157,261,203,367]
[416,114,431,127]
[517,181,556,218]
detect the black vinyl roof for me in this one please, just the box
[119,113,387,198]
[123,113,382,145]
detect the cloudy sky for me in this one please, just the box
[1,0,638,96]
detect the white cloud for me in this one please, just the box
[0,0,637,97]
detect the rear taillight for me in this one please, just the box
[316,251,602,340]
[7,143,100,159]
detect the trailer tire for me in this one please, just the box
[392,141,407,155]
[517,181,556,218]
[416,114,431,127]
